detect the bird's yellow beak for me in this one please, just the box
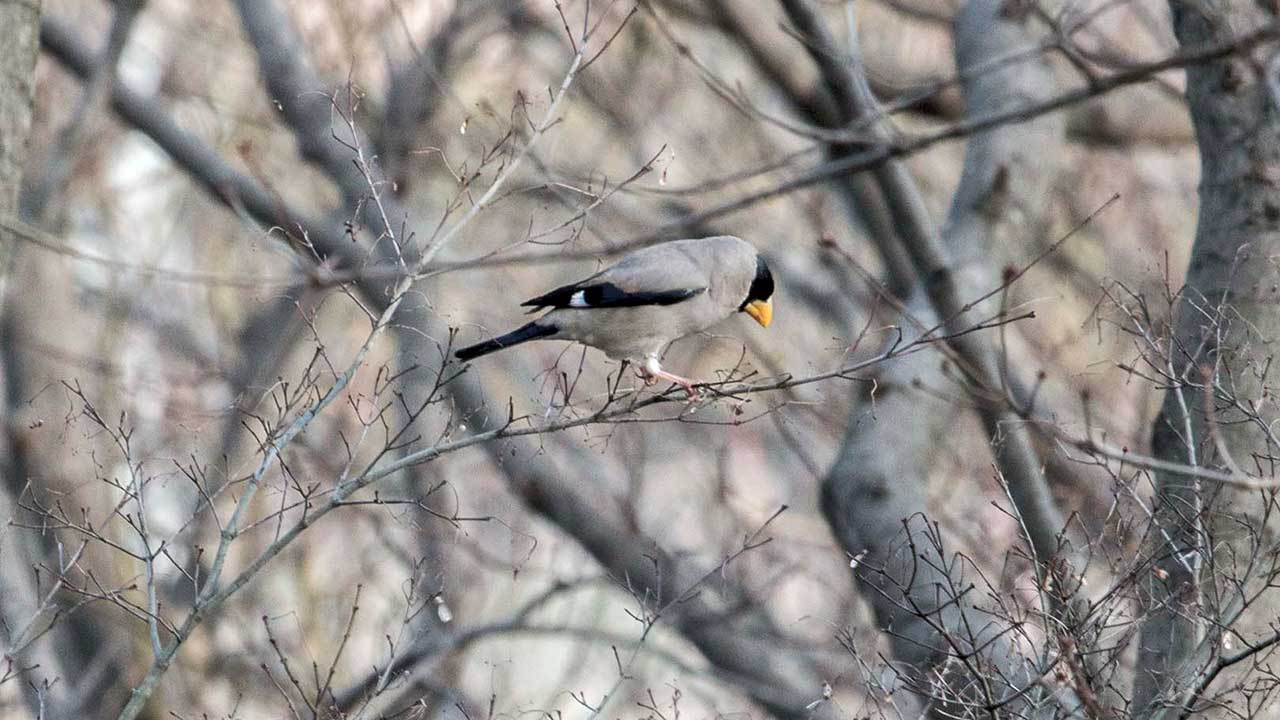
[745,298,773,328]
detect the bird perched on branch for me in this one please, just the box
[454,236,774,397]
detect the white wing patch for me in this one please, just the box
[568,290,589,308]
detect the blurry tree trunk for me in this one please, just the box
[781,0,1066,569]
[0,0,103,717]
[1132,5,1280,715]
[805,0,1070,710]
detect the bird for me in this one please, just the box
[454,235,774,397]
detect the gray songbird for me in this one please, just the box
[455,236,774,395]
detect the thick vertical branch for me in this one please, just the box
[230,0,439,272]
[380,6,470,193]
[781,0,1066,578]
[790,0,1069,706]
[708,0,915,297]
[231,0,398,231]
[1133,5,1280,715]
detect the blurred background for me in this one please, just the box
[2,0,1263,718]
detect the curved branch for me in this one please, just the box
[36,15,386,299]
[790,0,1073,712]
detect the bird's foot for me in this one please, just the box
[638,358,701,400]
[653,370,702,401]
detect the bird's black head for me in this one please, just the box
[740,255,774,308]
[739,255,774,327]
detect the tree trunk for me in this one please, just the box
[1133,4,1280,716]
[815,0,1068,710]
[0,1,100,717]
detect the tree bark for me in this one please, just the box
[0,1,105,717]
[1133,5,1280,715]
[798,0,1071,710]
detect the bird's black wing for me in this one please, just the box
[521,282,705,311]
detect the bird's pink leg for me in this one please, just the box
[640,357,701,399]
[652,369,701,399]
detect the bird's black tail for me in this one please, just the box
[455,322,558,361]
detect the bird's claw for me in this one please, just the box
[665,378,702,402]
[636,362,700,400]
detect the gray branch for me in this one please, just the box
[783,0,1066,585]
[709,0,915,297]
[784,0,1074,711]
[231,0,412,248]
[37,15,384,297]
[22,0,145,223]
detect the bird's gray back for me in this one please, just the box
[597,236,755,301]
[546,236,759,360]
